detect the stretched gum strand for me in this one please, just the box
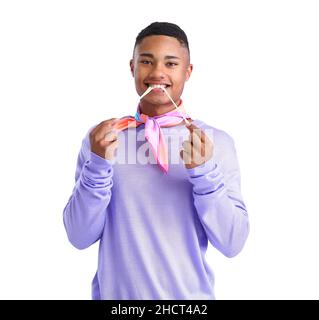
[162,87,191,126]
[139,86,191,126]
[139,86,153,100]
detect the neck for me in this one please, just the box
[139,99,182,117]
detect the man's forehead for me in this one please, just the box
[134,36,189,59]
[139,52,181,59]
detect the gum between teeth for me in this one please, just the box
[139,84,190,125]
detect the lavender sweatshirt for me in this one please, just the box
[63,119,249,300]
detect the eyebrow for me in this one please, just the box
[139,53,180,60]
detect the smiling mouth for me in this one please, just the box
[145,83,171,89]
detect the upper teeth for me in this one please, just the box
[149,84,167,88]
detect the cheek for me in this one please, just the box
[173,72,187,87]
[135,66,148,81]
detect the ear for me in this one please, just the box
[129,59,134,77]
[185,64,193,81]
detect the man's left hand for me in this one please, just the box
[180,123,214,169]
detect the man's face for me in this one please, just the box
[130,35,193,108]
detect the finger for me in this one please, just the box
[180,149,192,165]
[187,124,208,143]
[90,118,118,137]
[190,146,202,162]
[96,137,117,152]
[94,118,118,134]
[186,123,197,132]
[95,121,119,141]
[186,123,202,134]
[181,140,192,165]
[106,139,119,150]
[98,133,118,149]
[105,140,119,160]
[202,139,214,159]
[190,130,202,150]
[90,119,112,142]
[182,141,202,164]
[192,132,210,158]
[100,137,118,148]
[192,148,205,166]
[182,140,192,154]
[104,130,117,142]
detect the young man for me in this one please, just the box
[63,22,249,300]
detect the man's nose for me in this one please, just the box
[148,62,165,78]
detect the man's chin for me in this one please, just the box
[143,96,172,107]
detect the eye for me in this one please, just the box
[166,62,178,67]
[140,60,152,65]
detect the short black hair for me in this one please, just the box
[133,22,190,57]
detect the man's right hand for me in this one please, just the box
[89,118,119,160]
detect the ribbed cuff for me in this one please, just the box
[187,160,225,195]
[186,160,216,177]
[83,152,113,179]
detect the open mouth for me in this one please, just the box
[145,83,171,89]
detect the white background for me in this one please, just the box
[0,0,318,299]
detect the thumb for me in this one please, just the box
[186,123,197,131]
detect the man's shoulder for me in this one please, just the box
[192,119,234,145]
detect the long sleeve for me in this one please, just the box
[186,132,249,258]
[63,133,114,250]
